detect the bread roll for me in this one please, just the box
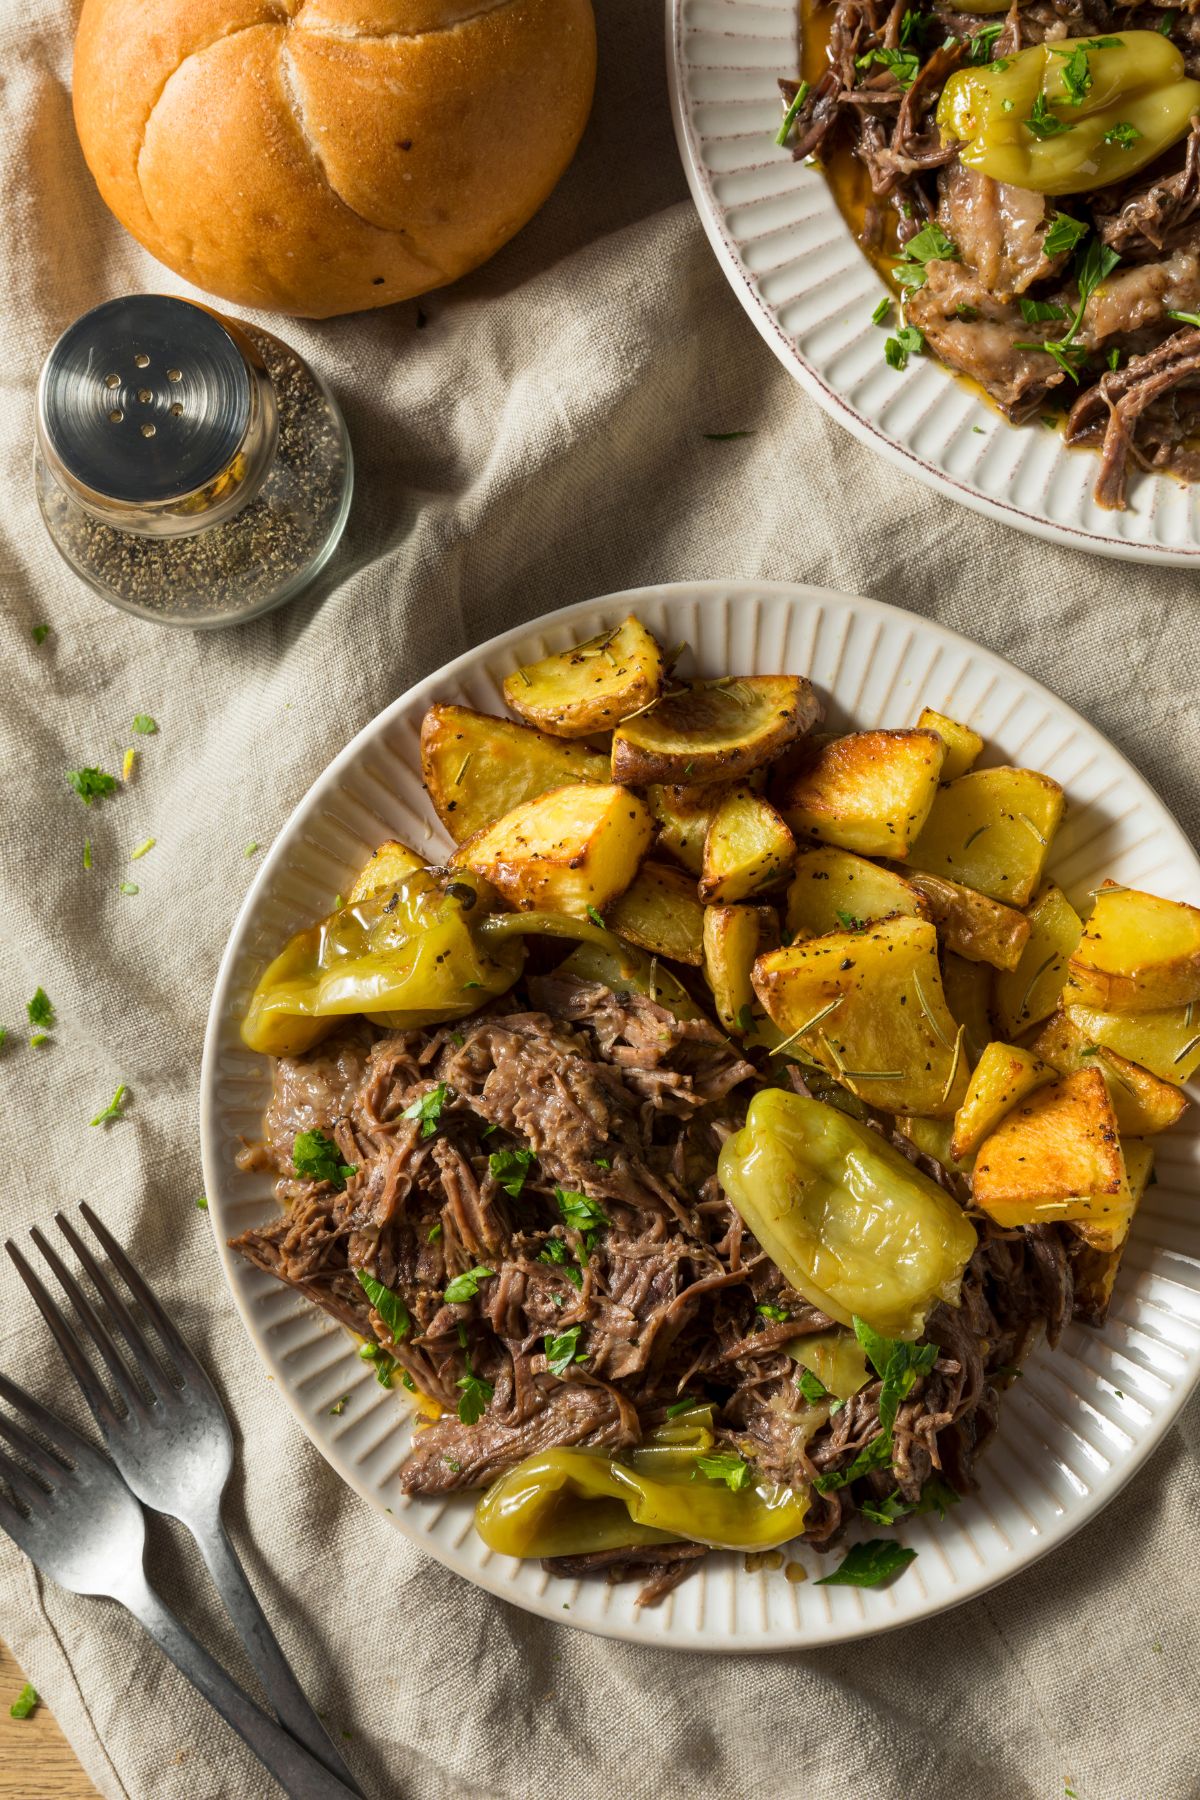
[73,0,596,319]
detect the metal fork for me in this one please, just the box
[0,1370,358,1799]
[6,1202,360,1795]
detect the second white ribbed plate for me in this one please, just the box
[666,0,1200,562]
[201,581,1200,1649]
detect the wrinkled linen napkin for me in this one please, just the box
[0,3,1197,1797]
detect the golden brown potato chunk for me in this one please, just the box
[917,707,984,781]
[1067,881,1200,1012]
[905,870,1030,972]
[993,883,1083,1037]
[703,902,780,1034]
[1063,1001,1200,1085]
[907,767,1065,906]
[699,788,795,903]
[942,949,995,1067]
[421,705,608,845]
[606,861,705,965]
[770,729,946,859]
[951,1041,1055,1160]
[1031,1010,1188,1133]
[785,846,928,938]
[611,676,818,786]
[502,616,664,737]
[752,916,967,1116]
[451,783,652,916]
[972,1067,1124,1224]
[1069,1140,1155,1254]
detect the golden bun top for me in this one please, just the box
[73,0,597,318]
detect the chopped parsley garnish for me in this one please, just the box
[456,1370,494,1425]
[1024,92,1072,139]
[329,1395,349,1416]
[293,1128,357,1189]
[695,1452,752,1492]
[67,767,117,806]
[815,1319,938,1492]
[130,837,155,861]
[1103,120,1140,148]
[593,1155,611,1170]
[89,1084,127,1127]
[797,1367,831,1404]
[1019,297,1066,324]
[29,1034,48,1048]
[835,908,864,930]
[82,839,92,871]
[814,1539,917,1587]
[400,1370,416,1392]
[119,880,139,897]
[665,1397,699,1417]
[775,79,811,146]
[444,1265,494,1303]
[1160,9,1177,33]
[538,1237,584,1288]
[735,1003,756,1034]
[860,1489,916,1526]
[1108,347,1122,370]
[31,625,49,646]
[855,45,920,87]
[1015,235,1119,380]
[26,988,54,1031]
[871,296,891,326]
[1055,45,1093,105]
[967,22,1004,62]
[555,1186,609,1248]
[885,325,924,370]
[1168,308,1200,327]
[893,220,958,292]
[196,1195,208,1210]
[489,1146,535,1197]
[244,842,259,857]
[132,714,157,735]
[586,904,606,929]
[355,1269,411,1343]
[9,1683,38,1720]
[401,1082,450,1137]
[545,1325,586,1376]
[756,1302,790,1322]
[427,1221,443,1242]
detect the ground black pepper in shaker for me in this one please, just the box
[34,294,352,627]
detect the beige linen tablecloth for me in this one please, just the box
[1,4,1198,1796]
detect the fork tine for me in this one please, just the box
[27,1225,152,1420]
[77,1202,206,1384]
[5,1240,126,1429]
[54,1211,176,1400]
[0,1408,70,1484]
[0,1369,105,1467]
[0,1442,49,1512]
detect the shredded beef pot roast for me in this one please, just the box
[232,973,1077,1604]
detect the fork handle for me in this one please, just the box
[120,1573,362,1800]
[193,1515,361,1794]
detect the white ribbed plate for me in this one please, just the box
[201,582,1200,1649]
[666,0,1200,563]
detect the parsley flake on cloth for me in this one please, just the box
[67,767,117,806]
[89,1084,128,1127]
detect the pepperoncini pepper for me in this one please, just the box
[937,33,1200,195]
[240,869,525,1056]
[718,1090,977,1340]
[474,1408,810,1558]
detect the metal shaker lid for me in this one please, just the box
[37,295,253,507]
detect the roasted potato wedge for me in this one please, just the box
[1069,1236,1125,1326]
[607,861,705,966]
[346,838,427,904]
[502,616,665,738]
[1030,1010,1187,1136]
[896,1114,976,1176]
[703,903,779,1034]
[699,788,795,903]
[451,783,652,917]
[646,783,727,875]
[972,1067,1125,1224]
[421,705,608,845]
[752,916,968,1116]
[770,729,946,859]
[611,676,818,787]
[942,950,995,1067]
[908,767,1065,906]
[785,846,929,938]
[905,870,1030,972]
[993,883,1082,1037]
[1069,1140,1155,1254]
[917,708,984,781]
[951,1041,1056,1160]
[1067,881,1200,1012]
[1063,1001,1200,1086]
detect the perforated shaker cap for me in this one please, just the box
[37,295,254,508]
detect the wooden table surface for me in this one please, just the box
[0,1638,98,1800]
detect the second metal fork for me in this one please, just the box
[6,1202,360,1795]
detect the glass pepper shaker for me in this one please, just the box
[34,294,353,628]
